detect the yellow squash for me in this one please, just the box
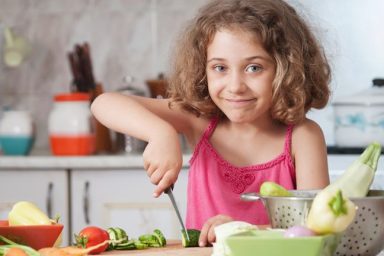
[8,201,51,226]
[8,201,62,246]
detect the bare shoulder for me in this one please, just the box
[292,118,325,143]
[291,118,329,189]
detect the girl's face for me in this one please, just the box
[206,28,276,124]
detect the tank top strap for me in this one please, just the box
[284,125,294,155]
[202,117,219,139]
[189,117,219,165]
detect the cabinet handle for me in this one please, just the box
[46,182,53,218]
[83,181,90,224]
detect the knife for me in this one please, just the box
[164,186,190,242]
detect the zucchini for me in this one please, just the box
[138,234,159,246]
[108,228,167,250]
[133,240,148,250]
[181,229,201,247]
[107,227,128,250]
[114,240,136,250]
[326,142,381,197]
[153,229,166,246]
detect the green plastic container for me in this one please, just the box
[0,136,34,155]
[225,230,339,256]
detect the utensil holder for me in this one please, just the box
[90,83,113,154]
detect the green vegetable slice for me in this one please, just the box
[181,229,201,247]
[138,234,159,246]
[134,240,149,250]
[153,229,167,247]
[114,240,136,250]
[107,227,129,250]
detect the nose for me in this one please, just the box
[227,71,247,93]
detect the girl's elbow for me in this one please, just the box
[90,92,114,116]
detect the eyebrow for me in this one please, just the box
[207,55,272,63]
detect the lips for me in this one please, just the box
[225,98,256,107]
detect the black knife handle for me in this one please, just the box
[164,184,175,194]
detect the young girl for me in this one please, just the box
[91,0,331,246]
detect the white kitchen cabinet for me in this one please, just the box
[328,155,384,189]
[70,168,188,242]
[0,170,70,246]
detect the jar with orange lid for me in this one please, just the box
[48,92,95,155]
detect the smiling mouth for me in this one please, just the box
[226,98,256,103]
[225,98,256,108]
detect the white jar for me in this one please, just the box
[333,78,384,147]
[0,110,34,155]
[48,93,95,155]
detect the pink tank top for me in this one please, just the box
[186,118,296,229]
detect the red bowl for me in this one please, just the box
[0,220,63,250]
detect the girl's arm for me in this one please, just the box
[91,92,198,196]
[292,119,330,190]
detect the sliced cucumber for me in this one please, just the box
[153,229,167,247]
[114,240,136,250]
[107,227,129,250]
[114,227,128,241]
[182,229,201,247]
[138,234,159,246]
[133,240,149,250]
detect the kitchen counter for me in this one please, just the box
[101,241,212,256]
[0,153,192,170]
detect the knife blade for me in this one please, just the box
[165,186,190,242]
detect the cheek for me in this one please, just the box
[207,77,222,96]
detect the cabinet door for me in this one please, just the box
[328,155,384,189]
[0,170,70,246]
[70,169,188,242]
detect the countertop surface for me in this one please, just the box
[1,149,384,174]
[99,239,384,256]
[0,152,192,169]
[101,240,211,256]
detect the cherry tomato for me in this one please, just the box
[75,226,109,254]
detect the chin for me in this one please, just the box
[226,115,253,123]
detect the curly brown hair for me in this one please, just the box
[167,0,331,125]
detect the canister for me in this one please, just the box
[0,110,34,155]
[48,92,95,155]
[116,84,147,153]
[333,78,384,147]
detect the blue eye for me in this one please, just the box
[246,65,262,73]
[213,65,226,72]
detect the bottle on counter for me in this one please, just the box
[0,109,35,155]
[48,92,95,156]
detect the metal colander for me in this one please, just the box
[241,190,384,256]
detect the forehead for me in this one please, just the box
[207,28,271,59]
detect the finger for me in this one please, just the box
[207,226,216,244]
[149,169,163,185]
[199,220,213,247]
[153,171,176,197]
[143,159,149,171]
[145,164,157,178]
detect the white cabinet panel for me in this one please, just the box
[328,155,384,189]
[0,170,69,246]
[70,169,188,242]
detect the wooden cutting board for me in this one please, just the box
[101,240,212,256]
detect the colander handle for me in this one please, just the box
[241,192,262,201]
